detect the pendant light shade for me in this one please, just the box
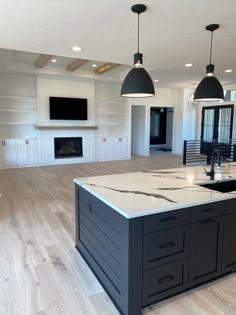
[121,4,155,98]
[194,76,224,101]
[194,24,224,102]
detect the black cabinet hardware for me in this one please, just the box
[160,216,176,222]
[158,275,174,284]
[159,241,175,250]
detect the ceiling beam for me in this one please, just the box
[34,54,52,68]
[66,59,88,71]
[95,63,120,74]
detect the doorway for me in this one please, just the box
[149,107,173,153]
[150,107,167,145]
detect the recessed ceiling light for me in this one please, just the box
[92,64,97,67]
[185,63,193,67]
[154,79,159,82]
[72,46,82,52]
[51,59,57,63]
[225,69,232,73]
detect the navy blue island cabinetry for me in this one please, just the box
[75,183,236,315]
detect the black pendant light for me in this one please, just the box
[194,24,224,102]
[121,4,155,98]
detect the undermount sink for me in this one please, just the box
[198,179,236,193]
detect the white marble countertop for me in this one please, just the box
[74,163,236,219]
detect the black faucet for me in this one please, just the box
[204,142,220,180]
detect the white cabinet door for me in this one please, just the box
[96,137,113,161]
[121,137,128,158]
[111,137,128,160]
[104,138,113,160]
[16,139,28,166]
[95,137,105,160]
[16,138,39,166]
[0,140,4,167]
[4,139,17,166]
[28,139,39,165]
[112,138,122,159]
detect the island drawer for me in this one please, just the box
[143,208,191,234]
[142,258,188,306]
[225,198,236,214]
[191,201,224,222]
[143,225,190,270]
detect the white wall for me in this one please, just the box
[129,88,179,107]
[0,72,36,96]
[172,88,198,155]
[131,105,149,156]
[37,75,95,126]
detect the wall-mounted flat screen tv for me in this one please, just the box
[49,97,88,120]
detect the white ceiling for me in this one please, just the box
[0,0,236,88]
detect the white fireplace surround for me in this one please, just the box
[39,129,96,165]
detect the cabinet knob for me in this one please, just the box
[119,138,122,142]
[25,140,29,145]
[103,138,106,142]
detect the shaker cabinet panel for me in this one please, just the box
[144,208,190,234]
[142,259,188,306]
[189,217,223,287]
[143,225,189,270]
[225,198,236,214]
[222,213,236,273]
[191,201,224,222]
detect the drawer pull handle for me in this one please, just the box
[160,216,176,222]
[200,219,215,224]
[158,275,174,284]
[159,241,175,250]
[201,208,215,213]
[89,204,92,213]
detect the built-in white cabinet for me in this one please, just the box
[0,139,17,167]
[95,136,128,161]
[95,82,130,162]
[16,138,39,166]
[0,138,38,168]
[112,137,128,159]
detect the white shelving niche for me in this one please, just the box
[95,82,131,161]
[0,96,37,138]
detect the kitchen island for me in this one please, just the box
[74,164,236,315]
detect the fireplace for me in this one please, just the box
[54,137,83,159]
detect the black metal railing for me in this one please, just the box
[183,139,236,165]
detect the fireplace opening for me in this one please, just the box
[54,137,83,159]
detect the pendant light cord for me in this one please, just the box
[137,12,140,53]
[209,31,213,64]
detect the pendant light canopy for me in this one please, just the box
[194,24,224,102]
[121,4,155,98]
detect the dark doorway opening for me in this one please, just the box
[150,107,167,145]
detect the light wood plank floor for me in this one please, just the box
[1,153,236,315]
